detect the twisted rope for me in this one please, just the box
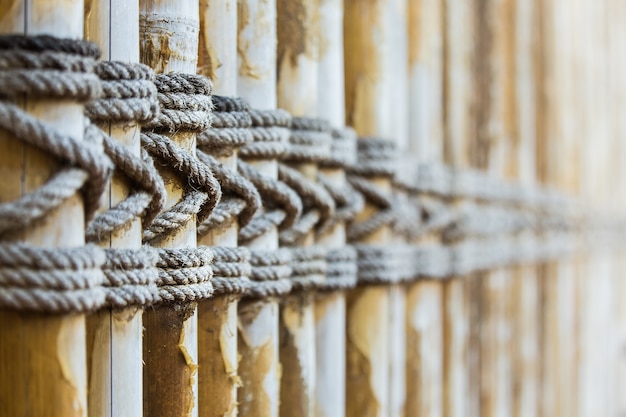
[85,61,166,243]
[101,247,160,308]
[244,248,293,299]
[278,163,335,245]
[211,246,252,296]
[154,246,214,304]
[195,96,262,235]
[0,244,106,313]
[238,160,303,244]
[239,109,291,159]
[287,246,327,291]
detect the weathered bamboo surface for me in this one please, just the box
[0,2,88,417]
[2,1,626,417]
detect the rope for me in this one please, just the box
[211,246,252,296]
[154,246,214,304]
[320,246,358,291]
[287,246,327,291]
[278,163,335,245]
[0,243,106,313]
[196,95,262,236]
[244,248,293,299]
[85,61,166,243]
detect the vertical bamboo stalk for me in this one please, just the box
[276,1,320,414]
[139,1,200,416]
[84,2,143,417]
[475,1,517,416]
[510,1,540,413]
[387,0,409,414]
[406,0,445,416]
[315,0,348,415]
[442,0,475,416]
[536,0,580,415]
[344,0,393,415]
[577,1,613,416]
[237,1,281,416]
[0,2,88,417]
[196,2,240,416]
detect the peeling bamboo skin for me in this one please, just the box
[143,304,199,417]
[238,300,281,417]
[0,2,88,417]
[405,281,444,417]
[279,293,316,417]
[346,286,390,417]
[198,296,240,417]
[139,2,200,416]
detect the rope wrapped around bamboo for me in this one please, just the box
[196,95,261,236]
[317,127,361,291]
[140,72,221,303]
[237,108,300,298]
[84,60,166,309]
[0,35,112,313]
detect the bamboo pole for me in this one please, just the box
[196,2,240,416]
[577,1,614,415]
[536,0,580,415]
[276,1,321,414]
[236,1,281,416]
[387,1,409,415]
[83,2,144,417]
[442,1,475,416]
[405,0,445,416]
[343,0,393,415]
[139,2,200,416]
[314,0,348,415]
[0,3,89,417]
[474,1,518,416]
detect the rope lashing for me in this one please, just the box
[239,108,291,159]
[237,108,303,248]
[277,163,335,245]
[210,246,252,296]
[287,246,327,291]
[0,243,106,313]
[320,246,358,291]
[101,247,160,308]
[238,160,303,244]
[196,95,262,235]
[154,246,214,304]
[0,35,113,313]
[140,73,222,243]
[347,138,398,242]
[85,61,166,243]
[244,248,294,299]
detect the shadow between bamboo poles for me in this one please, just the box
[441,0,476,416]
[237,1,281,415]
[196,1,241,416]
[276,0,321,415]
[405,0,445,415]
[83,2,145,416]
[0,3,89,417]
[343,0,394,415]
[314,0,349,415]
[139,1,201,416]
